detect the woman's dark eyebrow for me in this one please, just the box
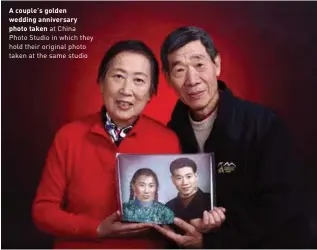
[109,68,126,73]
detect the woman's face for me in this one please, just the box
[132,175,157,202]
[100,51,152,128]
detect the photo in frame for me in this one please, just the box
[116,153,215,224]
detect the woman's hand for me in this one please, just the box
[97,210,152,238]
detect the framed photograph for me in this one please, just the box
[116,153,215,224]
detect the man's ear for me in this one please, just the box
[214,54,221,77]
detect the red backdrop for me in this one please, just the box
[2,1,317,248]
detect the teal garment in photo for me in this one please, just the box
[122,200,174,224]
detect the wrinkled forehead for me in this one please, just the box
[167,41,209,64]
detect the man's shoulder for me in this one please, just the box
[167,98,279,139]
[233,96,277,122]
[220,80,283,139]
[219,80,278,122]
[231,96,282,138]
[165,196,178,206]
[197,189,211,200]
[201,190,211,197]
[167,81,284,141]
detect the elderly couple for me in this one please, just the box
[32,26,311,248]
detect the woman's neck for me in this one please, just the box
[135,198,154,207]
[112,116,137,129]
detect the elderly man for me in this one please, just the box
[152,26,312,248]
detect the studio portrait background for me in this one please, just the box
[2,1,317,248]
[117,153,212,205]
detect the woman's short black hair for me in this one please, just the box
[160,26,219,73]
[97,40,159,95]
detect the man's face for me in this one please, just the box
[166,40,221,112]
[171,166,198,197]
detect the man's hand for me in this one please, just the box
[190,207,226,233]
[97,210,152,238]
[152,217,203,248]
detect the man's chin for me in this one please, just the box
[181,191,193,197]
[187,102,210,113]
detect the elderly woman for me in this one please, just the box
[123,168,174,224]
[32,40,181,249]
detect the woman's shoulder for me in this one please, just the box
[139,115,178,139]
[123,200,135,209]
[140,115,173,133]
[55,112,100,139]
[153,201,173,212]
[152,201,174,224]
[152,200,165,207]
